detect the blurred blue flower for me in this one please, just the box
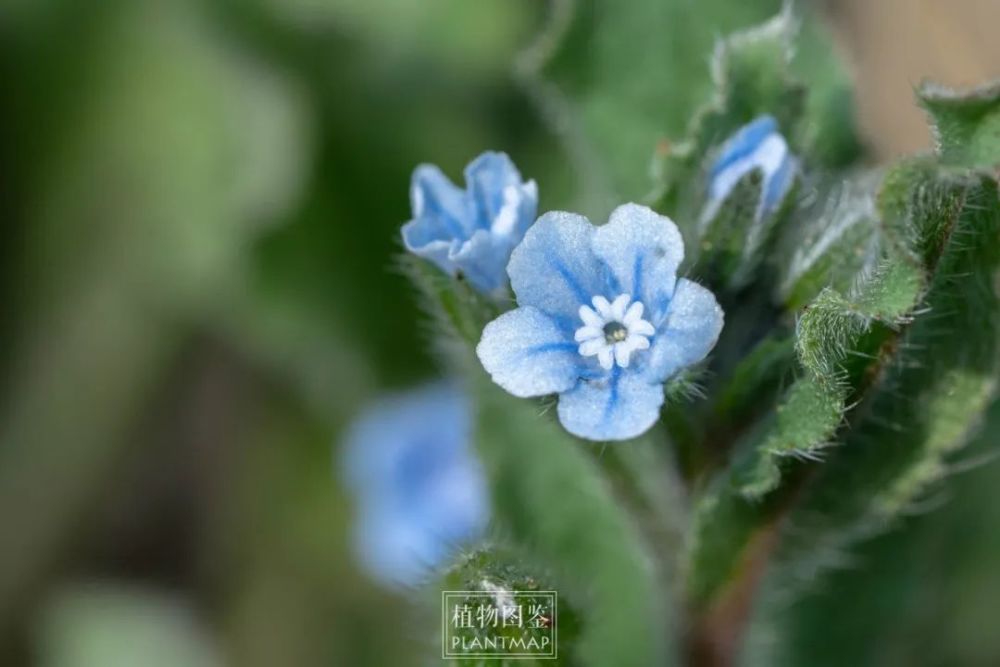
[402,151,538,294]
[477,204,724,441]
[703,115,797,222]
[341,383,489,587]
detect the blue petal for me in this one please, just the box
[644,279,724,383]
[510,180,539,240]
[405,154,538,293]
[477,306,582,397]
[704,116,795,226]
[367,442,488,549]
[352,507,446,587]
[449,229,509,293]
[340,383,488,588]
[356,454,487,588]
[413,457,489,540]
[402,164,472,276]
[353,481,488,586]
[761,151,797,215]
[409,164,473,239]
[342,383,470,496]
[507,211,604,322]
[592,203,684,324]
[402,219,458,276]
[709,115,778,179]
[464,152,536,233]
[556,368,665,441]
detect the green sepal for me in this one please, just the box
[398,254,503,349]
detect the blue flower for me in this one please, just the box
[341,383,489,587]
[402,151,538,294]
[476,204,724,441]
[703,115,797,223]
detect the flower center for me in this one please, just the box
[603,321,629,343]
[575,294,656,371]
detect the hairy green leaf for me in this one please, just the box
[778,176,881,310]
[684,161,998,608]
[733,247,925,500]
[743,171,1000,664]
[695,171,773,287]
[740,402,1000,667]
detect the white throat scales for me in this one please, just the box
[574,294,654,370]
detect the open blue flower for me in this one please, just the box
[703,115,797,223]
[402,151,538,294]
[477,204,724,441]
[341,383,489,587]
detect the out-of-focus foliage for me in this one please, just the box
[37,585,221,667]
[0,0,552,665]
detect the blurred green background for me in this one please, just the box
[1,1,998,665]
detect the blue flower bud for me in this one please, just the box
[341,383,488,587]
[704,115,797,222]
[402,151,537,295]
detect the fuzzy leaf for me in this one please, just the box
[473,375,671,666]
[684,161,998,607]
[733,160,953,500]
[737,379,845,493]
[733,249,925,500]
[743,171,1000,663]
[695,170,768,286]
[740,403,1000,667]
[919,79,1000,169]
[778,177,881,310]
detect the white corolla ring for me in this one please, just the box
[574,294,655,370]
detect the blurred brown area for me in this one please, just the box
[824,0,1000,159]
